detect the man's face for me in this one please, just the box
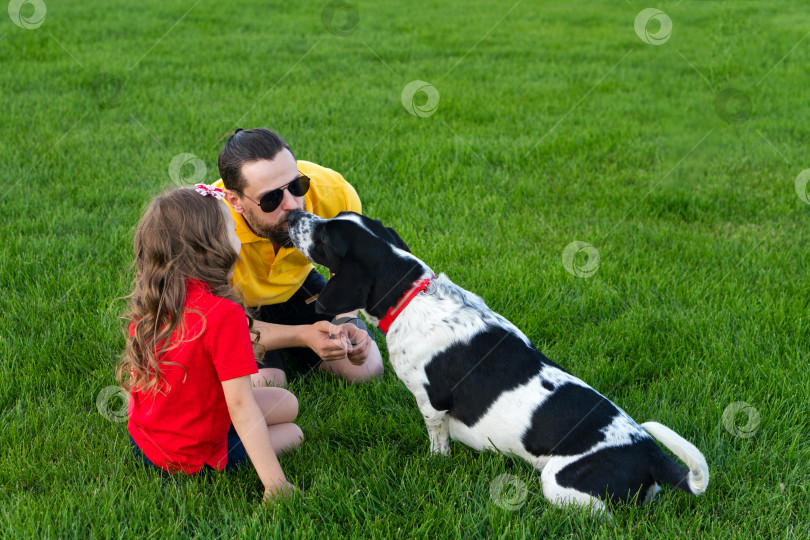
[227,149,307,247]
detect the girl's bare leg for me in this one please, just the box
[266,424,304,455]
[251,386,303,454]
[252,386,299,424]
[251,367,287,388]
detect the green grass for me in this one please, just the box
[1,0,809,537]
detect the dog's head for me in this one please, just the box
[288,210,430,319]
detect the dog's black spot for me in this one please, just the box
[542,380,555,392]
[334,211,411,252]
[555,438,661,504]
[521,383,619,456]
[423,327,558,426]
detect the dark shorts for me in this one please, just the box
[129,423,251,473]
[254,269,375,375]
[254,269,332,373]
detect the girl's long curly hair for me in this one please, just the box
[116,187,260,395]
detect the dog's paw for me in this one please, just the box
[429,442,450,456]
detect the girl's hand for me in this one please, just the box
[262,480,298,504]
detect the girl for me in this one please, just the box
[117,184,314,500]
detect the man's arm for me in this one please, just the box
[252,320,352,362]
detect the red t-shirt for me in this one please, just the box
[127,279,258,474]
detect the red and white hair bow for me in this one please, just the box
[194,184,226,200]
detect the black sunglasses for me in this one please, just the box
[239,173,310,213]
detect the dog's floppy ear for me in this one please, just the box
[315,260,372,315]
[386,227,411,253]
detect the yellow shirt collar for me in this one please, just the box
[230,205,264,244]
[227,201,298,262]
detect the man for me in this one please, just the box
[212,128,384,387]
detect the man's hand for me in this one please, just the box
[340,323,371,366]
[301,321,352,362]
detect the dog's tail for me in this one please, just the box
[641,421,709,495]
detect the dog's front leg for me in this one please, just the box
[414,392,450,455]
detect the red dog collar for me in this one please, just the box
[377,275,436,334]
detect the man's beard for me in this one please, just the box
[266,220,293,248]
[242,200,306,248]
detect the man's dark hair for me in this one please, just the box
[217,128,293,192]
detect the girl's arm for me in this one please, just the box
[221,375,294,498]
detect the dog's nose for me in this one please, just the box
[288,209,304,227]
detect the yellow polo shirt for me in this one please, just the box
[212,160,361,307]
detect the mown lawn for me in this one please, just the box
[1,0,808,537]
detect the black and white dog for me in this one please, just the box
[288,210,709,515]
